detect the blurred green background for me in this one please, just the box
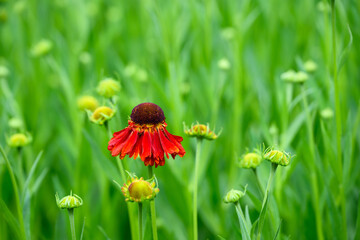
[0,0,359,239]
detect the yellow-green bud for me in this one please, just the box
[264,149,290,166]
[0,65,9,78]
[89,106,115,125]
[281,70,296,82]
[304,60,317,73]
[97,78,121,98]
[7,133,31,148]
[218,58,231,70]
[121,177,159,203]
[293,71,308,83]
[77,96,99,111]
[239,152,262,169]
[320,107,334,120]
[56,191,83,209]
[31,39,53,57]
[223,187,247,204]
[8,118,23,129]
[184,123,219,140]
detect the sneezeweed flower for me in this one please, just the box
[223,186,247,204]
[97,78,121,98]
[239,152,263,169]
[264,148,292,166]
[121,177,159,202]
[0,65,9,78]
[108,102,185,167]
[31,39,53,57]
[55,191,83,209]
[89,106,115,125]
[218,58,231,70]
[184,123,219,140]
[320,107,334,120]
[304,60,317,73]
[77,95,99,111]
[7,133,31,148]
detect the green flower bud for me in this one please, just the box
[121,177,159,203]
[320,107,334,120]
[223,186,247,204]
[184,123,220,140]
[56,191,83,209]
[77,95,99,111]
[304,60,317,73]
[89,106,115,125]
[97,78,121,98]
[218,58,231,70]
[31,39,53,57]
[7,133,31,148]
[239,152,263,169]
[264,149,291,166]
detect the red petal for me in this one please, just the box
[109,130,132,157]
[120,131,139,158]
[129,134,143,159]
[158,129,179,156]
[163,128,186,156]
[141,131,152,160]
[152,130,164,160]
[108,128,131,150]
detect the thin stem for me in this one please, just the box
[256,163,277,240]
[331,1,347,239]
[138,203,143,240]
[148,166,158,240]
[193,139,202,240]
[104,124,137,240]
[235,202,251,240]
[301,84,324,240]
[68,209,76,240]
[0,146,25,239]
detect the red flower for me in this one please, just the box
[108,103,186,167]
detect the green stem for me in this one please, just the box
[138,203,143,240]
[148,166,158,240]
[193,139,202,240]
[256,163,277,240]
[105,124,137,240]
[68,209,76,240]
[301,84,324,240]
[235,202,251,240]
[0,146,25,239]
[331,1,347,239]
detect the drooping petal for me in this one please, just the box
[108,128,131,150]
[141,131,152,160]
[109,130,132,157]
[151,129,164,161]
[120,131,139,158]
[129,133,143,159]
[162,128,186,157]
[158,128,179,156]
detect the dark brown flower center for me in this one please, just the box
[130,103,165,125]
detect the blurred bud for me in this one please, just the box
[304,60,317,73]
[180,82,190,95]
[294,71,309,83]
[280,70,296,82]
[97,78,121,98]
[0,8,7,23]
[56,191,83,209]
[8,118,23,129]
[317,1,331,12]
[135,68,148,82]
[77,96,98,111]
[0,65,9,78]
[124,63,137,77]
[223,186,247,204]
[31,39,53,57]
[7,133,31,148]
[320,107,334,120]
[89,106,115,125]
[184,123,220,140]
[221,27,236,40]
[79,52,92,65]
[217,58,231,70]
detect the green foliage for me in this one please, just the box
[0,0,359,239]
